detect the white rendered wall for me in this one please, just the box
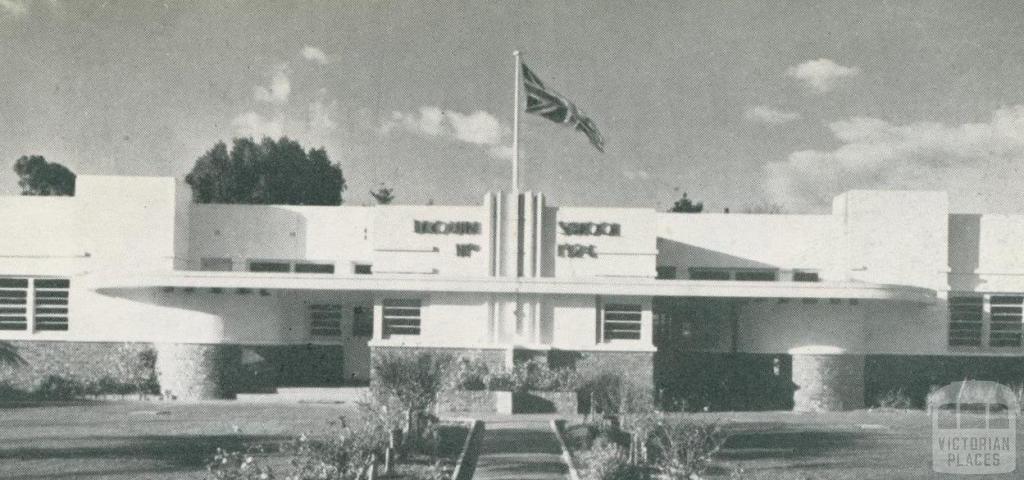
[655,214,838,278]
[834,190,949,291]
[554,207,657,278]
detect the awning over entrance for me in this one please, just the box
[85,271,936,302]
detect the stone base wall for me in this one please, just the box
[792,354,865,412]
[0,340,155,392]
[439,390,511,414]
[154,343,241,400]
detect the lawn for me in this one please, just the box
[660,410,1024,479]
[0,400,357,480]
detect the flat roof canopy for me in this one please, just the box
[86,272,936,303]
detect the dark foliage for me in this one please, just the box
[13,155,76,196]
[667,192,702,213]
[185,137,346,205]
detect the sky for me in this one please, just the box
[2,1,1024,212]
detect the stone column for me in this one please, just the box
[791,353,865,412]
[154,343,239,400]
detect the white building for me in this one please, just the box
[1,175,1021,411]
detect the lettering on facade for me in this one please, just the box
[455,244,480,257]
[414,220,481,235]
[558,222,621,236]
[558,244,597,258]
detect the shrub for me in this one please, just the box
[580,372,655,416]
[453,358,490,391]
[207,446,276,480]
[650,419,727,480]
[577,437,644,480]
[875,388,914,410]
[371,350,456,413]
[0,381,31,401]
[511,358,581,392]
[34,374,85,400]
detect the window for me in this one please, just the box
[295,263,335,274]
[309,304,343,337]
[249,261,290,273]
[948,296,983,347]
[33,279,69,331]
[735,270,777,281]
[200,258,233,271]
[989,296,1023,347]
[793,271,820,282]
[354,264,373,275]
[353,306,373,337]
[602,303,642,341]
[0,278,28,331]
[382,299,421,337]
[656,266,677,280]
[688,268,731,281]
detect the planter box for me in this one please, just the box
[439,390,578,414]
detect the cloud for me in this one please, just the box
[301,46,331,65]
[232,111,284,138]
[764,105,1024,211]
[744,106,801,125]
[622,169,651,180]
[787,58,860,93]
[0,0,27,16]
[253,64,291,104]
[381,106,512,159]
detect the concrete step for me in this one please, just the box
[234,393,290,403]
[275,387,370,403]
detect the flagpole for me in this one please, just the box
[512,50,521,193]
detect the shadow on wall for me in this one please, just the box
[656,238,778,272]
[948,214,985,291]
[191,205,309,265]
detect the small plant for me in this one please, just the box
[577,437,644,480]
[875,388,914,410]
[651,419,727,480]
[207,446,276,480]
[453,358,490,391]
[511,358,581,392]
[371,350,456,413]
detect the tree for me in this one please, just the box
[184,137,346,205]
[668,192,703,213]
[13,155,76,196]
[741,202,787,214]
[369,185,395,205]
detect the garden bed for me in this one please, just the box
[438,390,578,414]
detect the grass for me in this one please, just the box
[0,400,357,480]
[571,410,1024,480]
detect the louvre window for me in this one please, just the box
[0,278,28,331]
[249,261,290,273]
[656,266,677,280]
[948,296,983,347]
[34,279,69,331]
[309,304,343,337]
[200,258,233,271]
[603,303,642,341]
[352,306,373,337]
[295,263,335,274]
[793,271,820,282]
[382,299,421,337]
[735,270,777,281]
[989,296,1023,348]
[688,268,731,281]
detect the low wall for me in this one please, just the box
[0,340,155,393]
[370,345,509,373]
[438,390,578,414]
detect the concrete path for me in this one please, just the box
[472,420,571,480]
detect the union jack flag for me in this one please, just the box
[522,63,605,153]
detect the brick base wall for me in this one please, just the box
[370,345,510,373]
[792,353,865,412]
[0,340,155,392]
